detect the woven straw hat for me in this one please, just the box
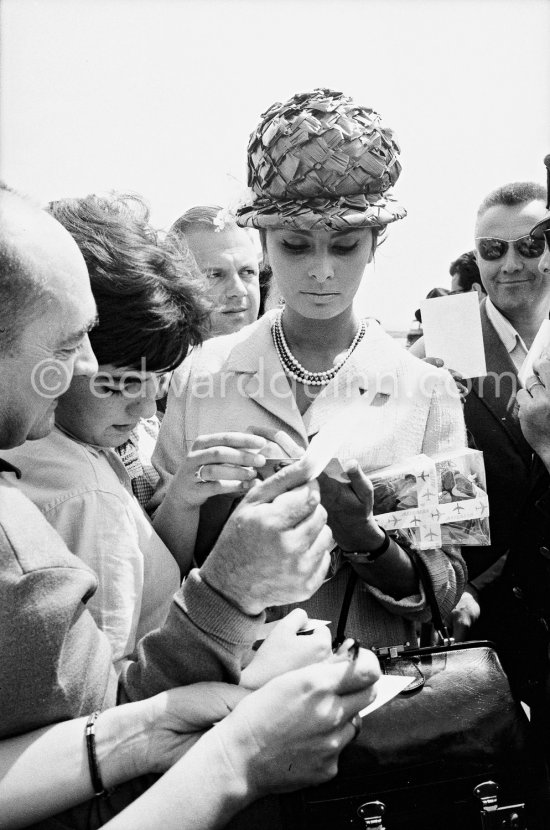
[236,88,406,231]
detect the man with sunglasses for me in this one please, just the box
[410,182,548,639]
[457,183,548,627]
[473,180,550,766]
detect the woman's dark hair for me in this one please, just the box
[258,264,273,316]
[48,193,210,372]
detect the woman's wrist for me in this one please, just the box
[94,701,154,787]
[340,519,386,554]
[361,519,387,552]
[195,718,260,806]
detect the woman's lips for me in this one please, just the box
[302,291,339,301]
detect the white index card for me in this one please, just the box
[421,292,487,379]
[359,674,414,718]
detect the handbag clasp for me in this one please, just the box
[474,781,526,829]
[357,800,386,828]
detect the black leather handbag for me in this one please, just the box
[229,553,549,830]
[294,553,549,829]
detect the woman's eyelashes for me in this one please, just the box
[333,241,359,254]
[281,239,359,255]
[95,384,124,397]
[281,240,308,254]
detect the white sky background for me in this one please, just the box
[1,0,549,331]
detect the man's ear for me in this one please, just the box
[472,282,484,297]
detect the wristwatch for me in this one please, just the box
[340,528,392,565]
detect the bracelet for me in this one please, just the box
[341,528,392,565]
[85,711,107,797]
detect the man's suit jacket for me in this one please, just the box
[463,297,534,580]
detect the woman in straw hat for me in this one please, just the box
[153,89,467,648]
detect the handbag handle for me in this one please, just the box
[333,568,359,650]
[333,546,454,650]
[407,549,454,646]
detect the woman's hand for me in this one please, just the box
[239,609,332,690]
[246,425,306,464]
[135,682,250,775]
[318,461,385,552]
[173,432,268,507]
[450,584,481,641]
[422,357,468,403]
[517,356,550,471]
[248,429,385,552]
[211,645,380,796]
[101,646,380,830]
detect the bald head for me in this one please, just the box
[0,185,98,448]
[0,185,93,354]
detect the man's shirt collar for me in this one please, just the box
[485,297,528,371]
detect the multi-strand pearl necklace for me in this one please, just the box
[271,310,366,386]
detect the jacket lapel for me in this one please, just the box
[304,320,396,439]
[224,313,308,445]
[469,299,532,464]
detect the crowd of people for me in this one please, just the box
[1,87,550,828]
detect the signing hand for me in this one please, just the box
[239,609,332,690]
[213,645,380,795]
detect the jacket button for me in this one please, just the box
[512,586,524,599]
[539,546,550,561]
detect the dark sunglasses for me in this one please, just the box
[475,234,545,261]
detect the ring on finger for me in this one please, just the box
[194,465,208,484]
[350,714,362,741]
[526,380,544,394]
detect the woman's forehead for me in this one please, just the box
[269,227,369,238]
[97,364,165,382]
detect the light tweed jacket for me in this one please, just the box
[153,311,468,649]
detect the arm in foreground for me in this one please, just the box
[106,648,381,830]
[124,462,334,699]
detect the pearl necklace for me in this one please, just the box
[271,310,366,386]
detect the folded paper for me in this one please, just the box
[359,674,414,718]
